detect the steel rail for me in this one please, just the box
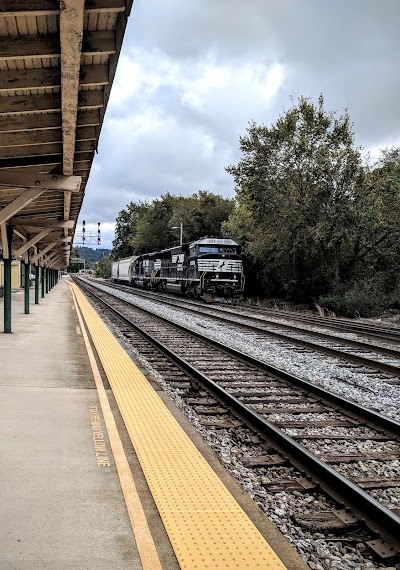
[247,307,400,342]
[96,277,400,341]
[98,280,400,374]
[97,279,400,349]
[77,279,400,552]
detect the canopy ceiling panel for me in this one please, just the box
[0,0,132,268]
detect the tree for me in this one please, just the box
[113,192,235,257]
[344,147,400,286]
[226,95,364,300]
[94,254,112,278]
[170,191,234,243]
[132,194,177,253]
[112,201,148,259]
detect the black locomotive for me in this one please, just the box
[111,237,244,301]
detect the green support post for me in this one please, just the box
[45,268,49,294]
[35,265,39,304]
[3,225,13,333]
[4,257,12,333]
[41,266,45,298]
[24,261,30,314]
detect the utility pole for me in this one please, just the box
[172,222,183,246]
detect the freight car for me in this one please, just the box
[112,237,244,302]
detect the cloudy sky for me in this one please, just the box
[78,0,400,249]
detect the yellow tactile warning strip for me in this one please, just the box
[70,285,162,570]
[71,283,287,570]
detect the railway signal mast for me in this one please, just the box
[74,220,102,245]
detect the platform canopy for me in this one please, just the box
[0,1,132,269]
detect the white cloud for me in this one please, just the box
[364,136,400,164]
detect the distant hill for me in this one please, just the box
[75,247,111,266]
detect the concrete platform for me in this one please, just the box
[0,279,176,570]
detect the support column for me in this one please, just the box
[41,266,45,298]
[35,264,39,304]
[45,268,49,294]
[3,225,14,333]
[24,260,30,314]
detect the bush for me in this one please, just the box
[318,279,400,318]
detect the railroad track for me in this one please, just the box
[76,277,400,563]
[242,305,400,344]
[97,278,400,344]
[89,279,400,382]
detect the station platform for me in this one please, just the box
[0,279,308,570]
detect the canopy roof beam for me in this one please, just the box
[0,110,100,134]
[0,188,46,225]
[13,228,53,258]
[0,91,103,117]
[48,255,63,268]
[30,241,59,264]
[0,1,126,17]
[0,65,108,94]
[0,222,9,259]
[9,218,75,229]
[0,173,81,192]
[60,1,86,238]
[0,31,115,61]
[0,127,97,149]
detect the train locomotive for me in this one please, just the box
[111,237,245,302]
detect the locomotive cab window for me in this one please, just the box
[199,246,220,254]
[198,246,237,254]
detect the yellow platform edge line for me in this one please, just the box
[70,284,163,570]
[72,282,287,570]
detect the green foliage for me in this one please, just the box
[226,95,365,300]
[94,254,112,278]
[343,147,400,283]
[319,278,400,318]
[75,247,111,266]
[113,191,234,257]
[112,201,149,258]
[133,193,177,253]
[170,191,235,243]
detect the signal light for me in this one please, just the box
[97,222,101,245]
